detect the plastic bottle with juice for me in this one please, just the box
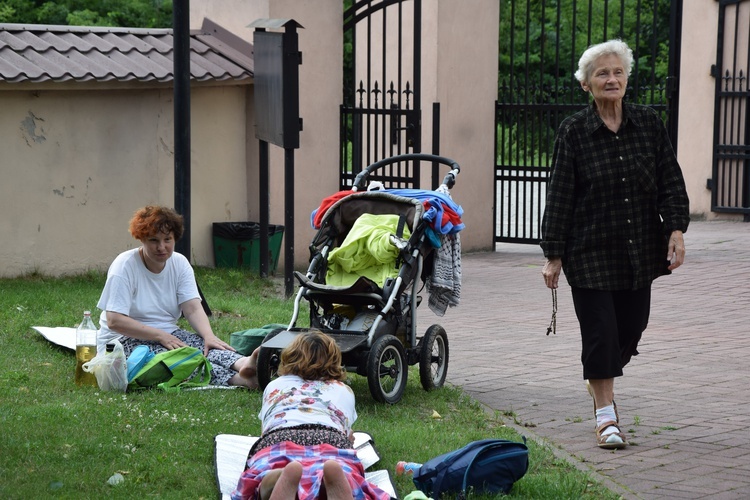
[75,310,98,387]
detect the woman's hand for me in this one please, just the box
[181,298,235,356]
[667,230,685,271]
[107,311,185,348]
[542,258,563,289]
[202,333,235,354]
[158,332,187,350]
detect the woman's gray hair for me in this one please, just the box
[574,39,634,83]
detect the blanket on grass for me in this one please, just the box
[32,326,76,351]
[214,432,396,499]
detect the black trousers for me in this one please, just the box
[571,286,652,380]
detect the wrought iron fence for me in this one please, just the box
[711,0,750,218]
[495,0,680,243]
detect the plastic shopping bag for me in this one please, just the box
[82,340,128,392]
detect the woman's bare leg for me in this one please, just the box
[238,347,259,378]
[589,378,615,409]
[321,460,354,500]
[259,462,302,500]
[229,348,260,389]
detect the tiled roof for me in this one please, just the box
[0,18,253,84]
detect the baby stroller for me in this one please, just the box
[256,154,462,404]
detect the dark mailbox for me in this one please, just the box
[252,20,302,149]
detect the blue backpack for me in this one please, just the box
[412,438,529,499]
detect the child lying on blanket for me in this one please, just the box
[232,331,389,500]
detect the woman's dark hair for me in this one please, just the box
[129,206,184,241]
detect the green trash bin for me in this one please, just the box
[212,222,284,274]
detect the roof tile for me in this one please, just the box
[0,19,253,84]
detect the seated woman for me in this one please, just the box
[232,331,389,500]
[97,205,258,388]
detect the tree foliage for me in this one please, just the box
[496,0,673,166]
[498,0,671,104]
[0,0,172,28]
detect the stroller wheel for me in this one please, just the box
[257,329,284,390]
[366,334,407,404]
[419,325,449,391]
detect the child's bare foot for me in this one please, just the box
[260,462,302,500]
[258,468,282,500]
[321,459,353,500]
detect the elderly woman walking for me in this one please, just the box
[540,39,690,449]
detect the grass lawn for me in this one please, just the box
[0,268,619,499]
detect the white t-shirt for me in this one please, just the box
[259,374,357,435]
[96,248,199,353]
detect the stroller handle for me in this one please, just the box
[352,154,461,191]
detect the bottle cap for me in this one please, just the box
[84,310,91,316]
[106,343,115,352]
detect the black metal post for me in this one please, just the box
[431,102,440,190]
[281,24,300,297]
[259,140,270,277]
[666,0,683,149]
[284,148,295,297]
[412,0,422,152]
[173,0,191,257]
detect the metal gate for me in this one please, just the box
[711,0,750,220]
[340,0,424,189]
[495,0,683,244]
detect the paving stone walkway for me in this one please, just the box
[439,220,750,499]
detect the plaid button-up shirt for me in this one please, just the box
[541,102,690,290]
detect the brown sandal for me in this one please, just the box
[596,421,627,449]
